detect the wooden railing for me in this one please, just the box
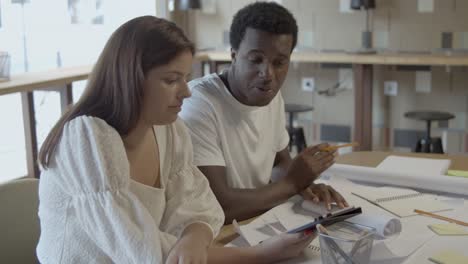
[0,65,92,178]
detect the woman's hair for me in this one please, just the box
[39,16,194,168]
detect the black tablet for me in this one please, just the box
[287,206,362,234]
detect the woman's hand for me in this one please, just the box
[254,232,316,263]
[165,235,208,264]
[166,223,212,264]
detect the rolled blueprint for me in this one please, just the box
[327,164,468,196]
[347,213,402,238]
[301,199,402,238]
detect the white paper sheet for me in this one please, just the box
[230,174,467,263]
[272,199,316,231]
[233,210,281,246]
[403,236,468,263]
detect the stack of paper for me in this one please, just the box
[376,155,451,176]
[428,223,468,236]
[429,250,468,264]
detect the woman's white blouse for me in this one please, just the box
[37,116,224,263]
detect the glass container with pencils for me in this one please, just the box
[318,222,375,264]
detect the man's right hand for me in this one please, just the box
[283,143,336,193]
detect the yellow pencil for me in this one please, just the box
[320,142,359,152]
[414,209,468,227]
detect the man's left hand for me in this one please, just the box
[300,183,349,210]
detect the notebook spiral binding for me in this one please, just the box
[375,192,424,203]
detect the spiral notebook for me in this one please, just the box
[352,186,451,218]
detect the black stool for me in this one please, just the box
[285,104,314,153]
[404,111,455,153]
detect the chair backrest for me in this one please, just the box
[0,178,40,263]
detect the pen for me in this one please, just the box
[414,209,468,227]
[320,142,359,152]
[349,230,369,257]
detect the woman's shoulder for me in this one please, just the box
[170,118,192,146]
[60,115,125,158]
[64,115,119,138]
[167,118,193,169]
[61,115,124,149]
[49,115,129,192]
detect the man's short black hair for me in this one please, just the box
[229,2,298,52]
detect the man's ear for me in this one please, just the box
[230,48,237,63]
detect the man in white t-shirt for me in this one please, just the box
[180,2,347,223]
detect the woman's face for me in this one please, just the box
[141,51,193,125]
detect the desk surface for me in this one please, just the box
[213,151,468,245]
[336,151,468,171]
[196,50,468,66]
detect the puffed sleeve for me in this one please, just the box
[159,118,225,239]
[50,116,177,263]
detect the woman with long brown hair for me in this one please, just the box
[36,16,315,263]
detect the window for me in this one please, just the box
[0,0,158,182]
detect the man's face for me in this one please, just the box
[230,28,293,106]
